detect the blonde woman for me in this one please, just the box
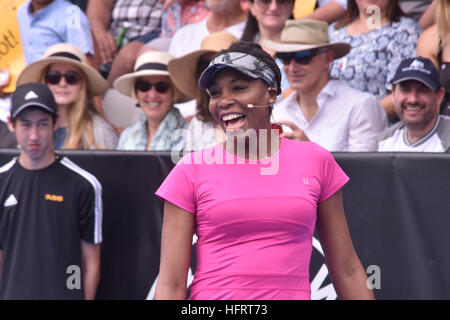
[17,43,118,149]
[417,0,450,115]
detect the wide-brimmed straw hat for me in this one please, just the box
[16,43,108,96]
[114,51,189,103]
[262,19,351,59]
[168,31,238,99]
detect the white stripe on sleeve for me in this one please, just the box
[60,157,103,244]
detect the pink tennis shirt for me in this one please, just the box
[156,138,349,299]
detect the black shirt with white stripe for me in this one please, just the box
[0,156,102,299]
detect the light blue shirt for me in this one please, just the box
[318,0,347,10]
[17,0,94,65]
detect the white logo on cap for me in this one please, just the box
[24,91,38,100]
[4,194,18,207]
[409,60,424,69]
[402,59,431,74]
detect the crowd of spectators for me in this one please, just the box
[0,0,449,301]
[1,0,449,152]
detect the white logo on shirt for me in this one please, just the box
[4,194,18,207]
[24,91,38,100]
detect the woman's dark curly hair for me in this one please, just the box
[214,41,282,95]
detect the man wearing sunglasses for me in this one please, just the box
[263,19,388,152]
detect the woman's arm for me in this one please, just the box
[316,189,374,300]
[86,0,116,64]
[419,0,437,30]
[301,1,347,24]
[417,24,440,68]
[154,201,195,300]
[380,93,397,121]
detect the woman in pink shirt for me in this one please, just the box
[155,41,374,300]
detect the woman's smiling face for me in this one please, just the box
[135,75,174,124]
[207,68,276,133]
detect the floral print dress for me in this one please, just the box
[328,17,422,98]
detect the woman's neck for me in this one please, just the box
[258,26,283,57]
[207,9,246,33]
[259,25,283,42]
[146,118,161,149]
[347,11,389,35]
[57,104,70,128]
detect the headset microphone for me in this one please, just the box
[246,104,272,108]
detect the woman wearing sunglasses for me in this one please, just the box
[17,43,118,149]
[328,0,422,121]
[155,41,374,300]
[114,51,189,151]
[241,0,295,92]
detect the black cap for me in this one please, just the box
[11,83,57,120]
[391,57,440,90]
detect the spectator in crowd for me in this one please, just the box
[18,0,94,65]
[417,0,450,115]
[87,0,164,86]
[114,51,188,151]
[154,41,374,300]
[0,93,16,148]
[168,32,237,151]
[378,57,450,152]
[328,0,422,120]
[240,0,295,92]
[158,0,210,38]
[264,19,387,152]
[16,44,118,150]
[299,0,348,23]
[0,122,16,149]
[168,0,247,57]
[0,83,102,299]
[399,0,435,27]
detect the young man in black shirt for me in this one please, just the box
[0,83,102,299]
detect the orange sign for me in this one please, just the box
[293,0,317,19]
[0,0,27,93]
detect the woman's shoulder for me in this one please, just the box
[328,22,347,38]
[392,16,422,31]
[281,139,336,169]
[281,138,329,155]
[90,113,118,149]
[91,113,114,128]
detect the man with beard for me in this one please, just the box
[378,57,450,152]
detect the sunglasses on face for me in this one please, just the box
[255,0,292,7]
[135,80,171,94]
[276,50,324,65]
[45,71,82,85]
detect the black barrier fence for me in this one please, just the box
[1,150,450,300]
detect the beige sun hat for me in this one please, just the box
[168,31,238,99]
[262,19,351,59]
[113,50,190,103]
[16,43,108,96]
